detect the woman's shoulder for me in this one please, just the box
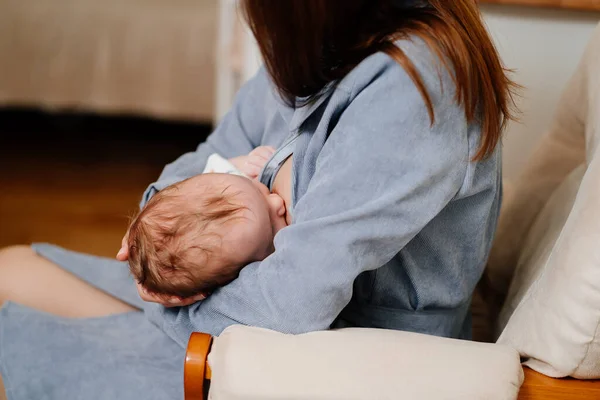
[337,36,455,106]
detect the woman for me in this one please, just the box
[0,1,516,399]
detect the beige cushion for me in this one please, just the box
[486,22,600,295]
[494,21,600,380]
[497,159,600,379]
[207,325,523,400]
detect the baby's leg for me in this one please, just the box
[0,246,136,318]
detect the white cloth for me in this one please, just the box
[202,153,245,176]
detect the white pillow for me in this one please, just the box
[207,325,523,400]
[497,161,600,379]
[485,22,600,296]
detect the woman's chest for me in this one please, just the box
[271,156,293,225]
[260,91,347,220]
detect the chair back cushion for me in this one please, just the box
[496,23,600,380]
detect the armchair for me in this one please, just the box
[181,20,600,400]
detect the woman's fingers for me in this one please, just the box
[135,282,206,307]
[166,295,205,307]
[116,235,129,261]
[136,283,169,304]
[136,283,155,302]
[116,246,128,261]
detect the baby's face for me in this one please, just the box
[177,173,287,268]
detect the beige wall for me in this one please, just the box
[481,5,600,179]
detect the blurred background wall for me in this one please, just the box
[481,5,600,179]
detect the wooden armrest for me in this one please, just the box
[518,368,600,400]
[183,332,600,400]
[184,332,213,400]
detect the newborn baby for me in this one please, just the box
[126,146,288,300]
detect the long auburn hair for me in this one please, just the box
[241,0,518,160]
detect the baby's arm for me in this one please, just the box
[229,146,275,179]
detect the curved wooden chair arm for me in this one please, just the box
[184,332,213,400]
[519,368,600,400]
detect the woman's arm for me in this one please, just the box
[139,69,270,208]
[145,54,470,347]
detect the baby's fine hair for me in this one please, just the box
[127,180,246,298]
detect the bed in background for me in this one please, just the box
[0,0,218,123]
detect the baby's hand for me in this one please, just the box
[229,146,276,179]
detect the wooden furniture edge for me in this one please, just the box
[184,332,213,400]
[518,367,600,399]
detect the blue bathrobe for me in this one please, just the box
[0,37,501,400]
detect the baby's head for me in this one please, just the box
[126,173,286,299]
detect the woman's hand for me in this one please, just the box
[136,282,207,307]
[117,235,206,307]
[116,234,129,261]
[229,146,275,179]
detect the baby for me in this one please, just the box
[125,146,288,300]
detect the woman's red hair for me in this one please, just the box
[241,0,518,160]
